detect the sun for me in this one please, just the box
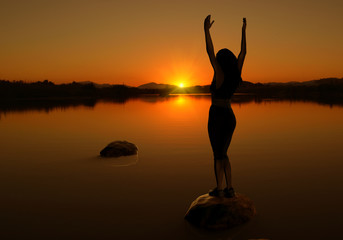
[179,83,184,88]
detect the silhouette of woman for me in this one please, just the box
[204,15,246,197]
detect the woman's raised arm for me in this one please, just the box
[204,15,223,87]
[237,18,247,74]
[204,15,222,72]
[204,15,216,69]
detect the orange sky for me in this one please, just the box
[1,0,342,87]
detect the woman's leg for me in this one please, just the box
[208,106,235,192]
[223,108,236,189]
[223,156,232,189]
[208,106,225,191]
[214,158,225,190]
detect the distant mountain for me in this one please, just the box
[77,81,93,85]
[77,81,112,89]
[1,78,342,105]
[302,78,343,86]
[77,78,343,90]
[138,82,177,90]
[263,78,343,87]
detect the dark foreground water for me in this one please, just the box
[0,95,342,239]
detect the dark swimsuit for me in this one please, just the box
[208,76,241,160]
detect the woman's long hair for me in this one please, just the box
[216,48,242,95]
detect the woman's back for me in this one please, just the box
[210,73,242,100]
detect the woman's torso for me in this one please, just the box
[210,74,235,108]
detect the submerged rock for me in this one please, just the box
[100,141,138,157]
[185,193,256,230]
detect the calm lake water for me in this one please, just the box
[1,95,343,239]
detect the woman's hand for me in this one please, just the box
[204,15,214,30]
[242,17,247,32]
[238,17,247,74]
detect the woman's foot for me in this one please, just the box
[224,187,235,198]
[209,187,224,197]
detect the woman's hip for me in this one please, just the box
[208,105,236,126]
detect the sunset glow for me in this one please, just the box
[1,0,343,237]
[0,0,342,86]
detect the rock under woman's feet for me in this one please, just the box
[185,193,256,229]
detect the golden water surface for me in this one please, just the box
[0,95,342,239]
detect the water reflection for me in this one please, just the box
[0,94,342,118]
[95,155,139,167]
[0,96,342,239]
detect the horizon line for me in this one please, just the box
[1,77,343,88]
